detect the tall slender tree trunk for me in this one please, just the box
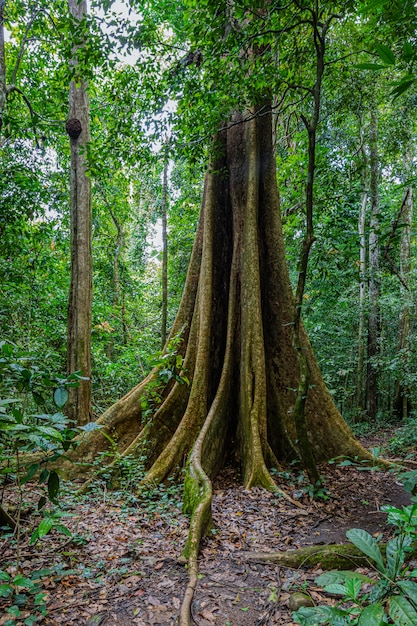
[0,0,6,132]
[356,190,367,415]
[161,142,169,350]
[366,105,380,420]
[393,186,413,418]
[66,0,92,426]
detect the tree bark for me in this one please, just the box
[161,141,169,350]
[393,186,413,418]
[0,0,6,132]
[356,190,367,416]
[366,105,380,420]
[66,0,92,426]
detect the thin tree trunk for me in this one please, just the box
[0,0,6,132]
[366,105,380,420]
[66,0,92,426]
[161,142,169,350]
[394,186,413,418]
[356,190,367,415]
[293,10,331,485]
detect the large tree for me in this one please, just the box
[63,1,377,622]
[66,105,373,617]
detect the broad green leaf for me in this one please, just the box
[358,603,385,626]
[391,80,414,98]
[37,496,47,511]
[397,580,417,605]
[390,596,417,625]
[346,529,385,572]
[316,571,374,586]
[292,604,350,625]
[345,577,362,600]
[0,572,10,582]
[21,463,39,485]
[35,426,63,441]
[54,387,68,409]
[0,583,13,598]
[386,537,405,577]
[34,517,54,541]
[376,44,395,65]
[55,524,72,537]
[47,471,60,504]
[355,63,386,70]
[324,583,347,595]
[0,399,19,406]
[13,575,34,588]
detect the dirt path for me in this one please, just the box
[0,434,412,625]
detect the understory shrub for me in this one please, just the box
[293,502,417,625]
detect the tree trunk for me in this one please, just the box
[366,105,380,420]
[356,190,367,416]
[62,106,374,623]
[66,0,92,426]
[0,0,6,132]
[393,186,413,418]
[161,143,169,350]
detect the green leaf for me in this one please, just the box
[345,577,362,600]
[54,387,68,409]
[403,42,413,62]
[21,463,39,485]
[39,469,49,484]
[35,517,54,541]
[386,537,406,577]
[391,80,414,98]
[358,603,385,625]
[47,471,60,504]
[323,583,348,596]
[36,426,64,441]
[32,391,44,406]
[346,529,385,572]
[390,595,417,625]
[315,571,374,586]
[0,583,13,598]
[78,422,103,432]
[54,524,72,537]
[355,63,386,70]
[397,580,417,605]
[292,605,350,624]
[376,44,396,65]
[361,0,388,12]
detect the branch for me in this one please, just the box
[6,85,40,146]
[382,188,411,291]
[10,9,42,85]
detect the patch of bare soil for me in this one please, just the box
[0,432,413,625]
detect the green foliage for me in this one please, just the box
[0,342,84,624]
[0,569,48,625]
[389,419,417,455]
[141,330,189,423]
[293,503,417,625]
[0,341,80,458]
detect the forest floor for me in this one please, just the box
[0,426,415,626]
